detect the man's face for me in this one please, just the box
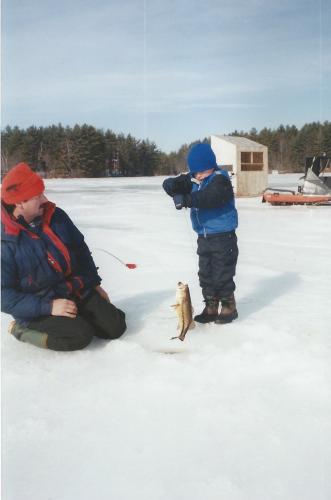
[194,168,215,181]
[16,193,48,223]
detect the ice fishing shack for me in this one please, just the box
[211,135,268,196]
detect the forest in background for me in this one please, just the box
[1,121,330,177]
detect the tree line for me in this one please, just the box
[1,124,165,178]
[1,121,330,177]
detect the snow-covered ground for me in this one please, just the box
[2,174,330,500]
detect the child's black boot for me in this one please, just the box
[215,294,238,324]
[194,297,219,323]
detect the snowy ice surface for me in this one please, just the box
[2,174,331,500]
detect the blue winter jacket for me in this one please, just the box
[163,169,238,236]
[1,202,101,325]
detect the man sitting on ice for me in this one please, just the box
[1,163,126,351]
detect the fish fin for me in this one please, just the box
[171,304,180,309]
[170,335,184,341]
[188,320,195,330]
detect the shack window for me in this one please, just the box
[253,152,263,164]
[241,152,251,163]
[241,151,264,171]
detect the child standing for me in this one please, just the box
[163,142,239,324]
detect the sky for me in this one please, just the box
[2,0,331,152]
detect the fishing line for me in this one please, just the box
[94,248,137,269]
[183,208,197,254]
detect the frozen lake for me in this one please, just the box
[2,173,330,500]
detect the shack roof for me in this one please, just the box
[212,135,266,149]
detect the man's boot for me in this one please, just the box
[215,294,238,324]
[8,321,48,349]
[194,297,219,324]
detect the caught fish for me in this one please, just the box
[171,282,195,341]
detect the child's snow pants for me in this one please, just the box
[197,230,238,300]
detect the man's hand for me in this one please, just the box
[94,285,111,303]
[51,299,77,318]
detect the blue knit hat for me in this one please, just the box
[187,143,217,174]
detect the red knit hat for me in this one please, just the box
[1,163,45,204]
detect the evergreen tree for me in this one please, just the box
[71,124,106,177]
[139,140,160,176]
[104,129,118,175]
[20,126,44,169]
[1,126,24,175]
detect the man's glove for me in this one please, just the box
[173,194,185,210]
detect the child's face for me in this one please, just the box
[194,168,215,181]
